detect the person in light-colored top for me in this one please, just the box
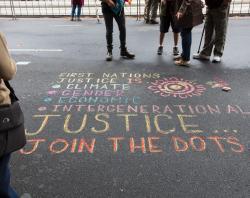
[0,32,19,198]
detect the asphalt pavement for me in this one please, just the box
[0,17,250,198]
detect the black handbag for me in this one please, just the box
[0,81,26,157]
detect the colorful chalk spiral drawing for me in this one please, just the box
[148,77,206,99]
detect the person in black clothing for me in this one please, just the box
[193,0,231,63]
[101,0,135,61]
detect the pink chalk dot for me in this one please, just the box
[38,107,47,111]
[47,90,58,95]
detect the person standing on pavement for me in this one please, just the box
[0,33,24,198]
[144,0,159,24]
[157,0,180,56]
[193,0,231,63]
[71,0,84,21]
[174,0,204,66]
[101,0,135,61]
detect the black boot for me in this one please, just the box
[120,48,135,59]
[149,19,159,24]
[106,51,112,61]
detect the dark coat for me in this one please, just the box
[176,0,204,28]
[205,0,231,9]
[72,0,84,6]
[205,0,223,9]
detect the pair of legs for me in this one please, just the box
[175,27,192,66]
[71,4,82,20]
[158,31,179,56]
[159,13,179,48]
[198,5,230,59]
[102,8,126,53]
[102,6,135,61]
[0,154,18,198]
[144,0,159,23]
[180,28,192,61]
[158,2,180,55]
[159,32,179,48]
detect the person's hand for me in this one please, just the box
[176,12,183,20]
[126,0,132,6]
[106,0,115,8]
[161,0,166,4]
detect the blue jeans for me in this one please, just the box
[71,4,82,18]
[181,27,193,61]
[0,154,18,198]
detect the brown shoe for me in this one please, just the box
[174,58,190,67]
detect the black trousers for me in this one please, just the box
[102,4,126,52]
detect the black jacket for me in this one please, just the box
[205,0,223,9]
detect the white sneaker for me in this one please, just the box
[193,53,210,61]
[212,56,221,63]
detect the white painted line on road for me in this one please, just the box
[16,61,31,65]
[10,49,63,52]
[53,25,81,27]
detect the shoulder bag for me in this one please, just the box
[0,81,26,157]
